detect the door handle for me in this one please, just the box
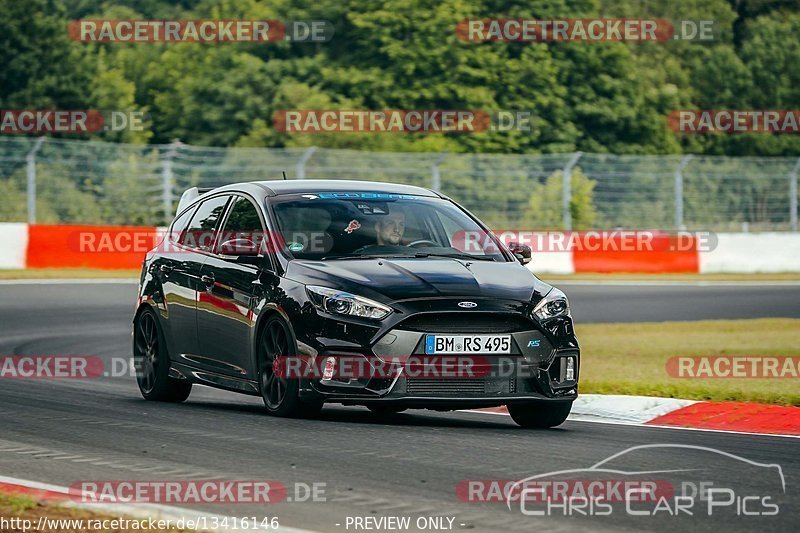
[200,274,215,289]
[159,264,173,275]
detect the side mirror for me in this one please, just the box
[507,242,532,265]
[219,238,260,256]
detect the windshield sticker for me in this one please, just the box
[355,202,388,215]
[344,220,362,234]
[327,192,419,200]
[288,242,304,252]
[299,192,420,200]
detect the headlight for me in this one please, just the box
[306,286,392,320]
[532,287,570,321]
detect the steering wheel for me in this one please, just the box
[407,239,439,248]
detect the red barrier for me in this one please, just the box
[26,224,158,269]
[22,225,702,273]
[572,232,699,273]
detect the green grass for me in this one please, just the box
[0,492,188,532]
[0,493,38,513]
[0,268,139,279]
[577,318,800,405]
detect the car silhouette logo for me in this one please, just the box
[458,301,478,308]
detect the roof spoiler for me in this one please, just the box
[176,186,216,215]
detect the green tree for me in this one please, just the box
[524,168,598,230]
[0,0,96,109]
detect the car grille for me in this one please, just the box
[406,378,486,395]
[399,313,534,333]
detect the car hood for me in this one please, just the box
[286,257,544,302]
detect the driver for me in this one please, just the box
[375,210,406,246]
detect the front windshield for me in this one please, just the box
[270,192,507,262]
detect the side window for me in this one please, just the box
[181,195,231,251]
[168,207,195,244]
[217,196,266,251]
[435,210,465,246]
[435,209,491,255]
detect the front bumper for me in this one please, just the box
[295,297,580,407]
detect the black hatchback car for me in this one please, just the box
[134,180,579,428]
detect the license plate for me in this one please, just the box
[424,335,511,354]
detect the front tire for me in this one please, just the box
[134,308,192,402]
[507,401,572,429]
[258,316,322,418]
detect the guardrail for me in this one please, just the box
[1,137,798,232]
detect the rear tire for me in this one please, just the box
[258,316,323,418]
[134,308,192,402]
[507,401,572,428]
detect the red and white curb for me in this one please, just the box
[0,475,316,533]
[468,394,800,438]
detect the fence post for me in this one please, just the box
[791,158,800,232]
[674,154,693,230]
[562,151,582,230]
[431,151,447,191]
[162,139,181,221]
[296,146,317,179]
[25,136,46,224]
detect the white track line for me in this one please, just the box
[0,475,317,533]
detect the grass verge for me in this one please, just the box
[577,318,800,406]
[0,268,139,279]
[0,492,186,532]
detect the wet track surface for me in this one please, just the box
[0,282,797,532]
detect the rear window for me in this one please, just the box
[181,195,231,251]
[215,196,267,252]
[168,207,195,243]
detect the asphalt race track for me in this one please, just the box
[0,281,798,532]
[555,281,800,323]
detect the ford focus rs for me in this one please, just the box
[133,180,579,428]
